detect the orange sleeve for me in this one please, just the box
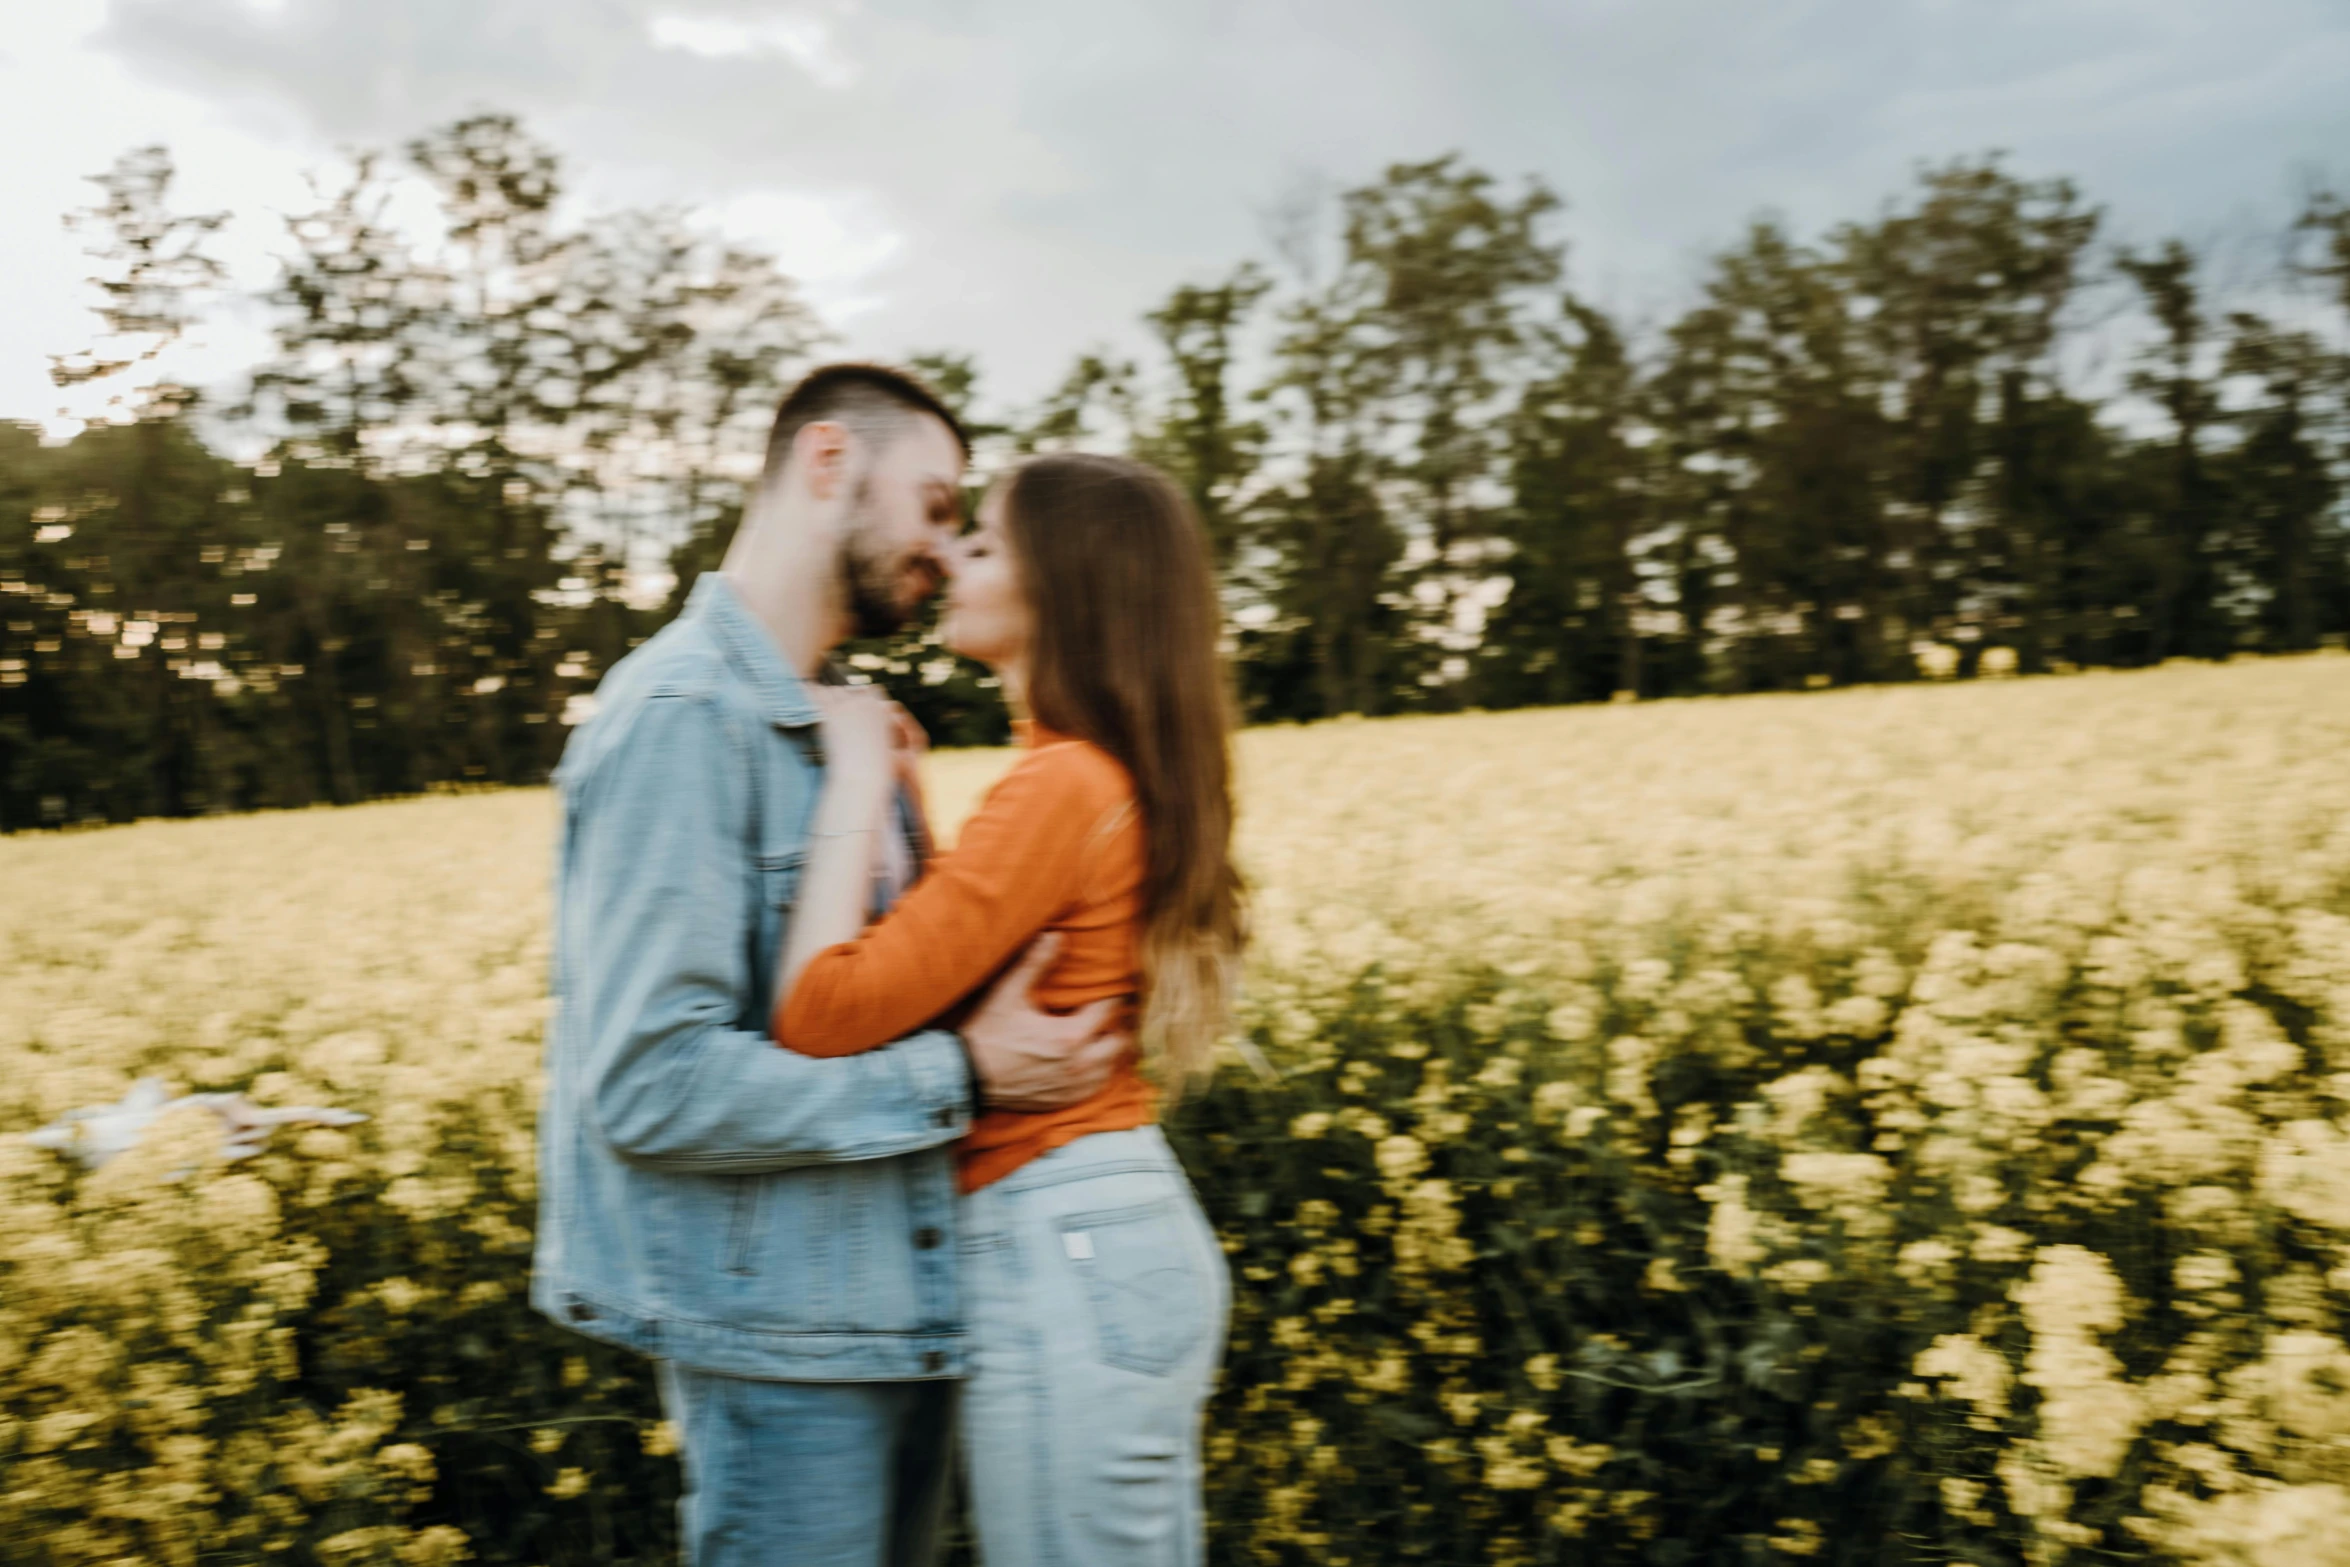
[774,744,1126,1057]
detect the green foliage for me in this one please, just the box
[7,127,2350,821]
[1476,302,1647,706]
[1219,155,2350,714]
[30,946,2324,1567]
[0,968,1903,1566]
[2,121,822,827]
[1138,263,1272,565]
[9,664,2350,1563]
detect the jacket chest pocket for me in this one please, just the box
[755,847,803,910]
[754,720,818,911]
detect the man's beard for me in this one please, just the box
[838,479,916,640]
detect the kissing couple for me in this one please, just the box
[532,362,1244,1565]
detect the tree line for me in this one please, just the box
[4,115,2348,828]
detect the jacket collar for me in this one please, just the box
[687,573,821,730]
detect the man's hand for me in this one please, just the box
[962,933,1128,1113]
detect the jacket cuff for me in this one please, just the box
[958,1034,985,1119]
[896,1028,977,1135]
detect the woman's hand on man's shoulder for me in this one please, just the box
[810,685,902,785]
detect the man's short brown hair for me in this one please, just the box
[762,362,970,484]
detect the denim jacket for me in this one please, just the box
[530,574,975,1381]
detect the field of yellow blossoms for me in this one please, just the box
[5,653,2350,1566]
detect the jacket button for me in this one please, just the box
[923,1350,947,1374]
[914,1226,942,1250]
[933,1106,955,1127]
[567,1300,597,1324]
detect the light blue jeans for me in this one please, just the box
[653,1363,957,1567]
[959,1126,1230,1566]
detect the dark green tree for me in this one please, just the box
[1136,264,1272,565]
[1831,159,2102,672]
[46,144,229,401]
[3,147,241,824]
[1654,219,1893,690]
[1246,221,1402,719]
[2118,241,2229,661]
[2220,312,2342,652]
[16,128,2350,831]
[1331,158,1566,705]
[1479,301,1650,706]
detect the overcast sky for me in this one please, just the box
[5,0,2347,435]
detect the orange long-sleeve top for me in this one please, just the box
[774,724,1154,1192]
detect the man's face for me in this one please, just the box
[837,412,966,639]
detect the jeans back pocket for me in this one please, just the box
[1059,1198,1208,1376]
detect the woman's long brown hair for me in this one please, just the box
[1003,453,1244,1089]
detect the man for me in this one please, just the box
[532,363,1124,1565]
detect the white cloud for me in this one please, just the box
[645,9,856,87]
[0,0,317,434]
[704,187,903,320]
[6,0,2345,430]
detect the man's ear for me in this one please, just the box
[793,420,853,502]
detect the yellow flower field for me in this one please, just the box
[5,653,2350,1565]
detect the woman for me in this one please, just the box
[771,451,1242,1564]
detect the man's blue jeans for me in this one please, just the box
[654,1362,959,1567]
